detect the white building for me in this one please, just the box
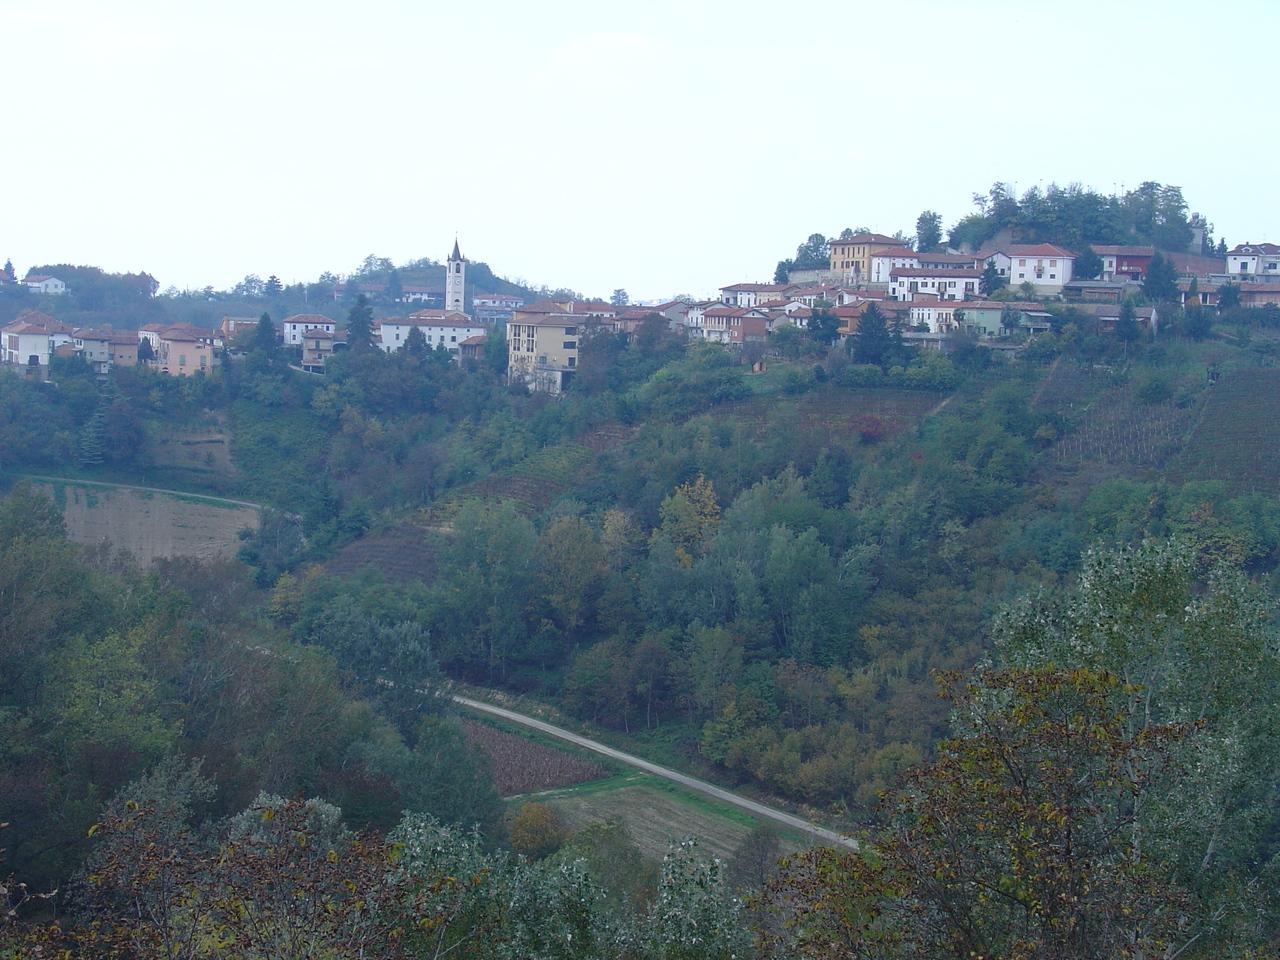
[1226,242,1280,280]
[1,312,74,366]
[22,275,66,296]
[378,310,485,355]
[890,267,982,302]
[282,313,337,346]
[984,244,1075,295]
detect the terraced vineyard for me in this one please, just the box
[1168,367,1280,495]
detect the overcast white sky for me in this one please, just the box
[4,0,1276,302]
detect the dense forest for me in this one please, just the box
[6,181,1280,953]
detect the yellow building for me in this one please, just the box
[828,233,911,284]
[507,299,617,394]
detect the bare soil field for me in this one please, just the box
[36,481,259,563]
[462,718,608,794]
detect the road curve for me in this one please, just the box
[453,694,857,851]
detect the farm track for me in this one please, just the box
[454,694,857,850]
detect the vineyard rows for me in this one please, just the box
[1168,368,1280,496]
[1051,391,1198,470]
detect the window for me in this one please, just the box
[1018,273,1025,279]
[179,354,186,366]
[200,355,208,367]
[1050,274,1057,279]
[1018,259,1026,266]
[564,326,577,335]
[1050,260,1057,267]
[451,336,457,342]
[568,357,576,367]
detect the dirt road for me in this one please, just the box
[453,695,857,850]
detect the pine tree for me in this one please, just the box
[1074,246,1104,281]
[344,294,374,350]
[1141,251,1180,302]
[850,302,903,366]
[78,405,107,467]
[980,261,1004,296]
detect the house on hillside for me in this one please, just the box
[701,306,769,346]
[1073,303,1160,335]
[1227,242,1280,280]
[23,275,66,296]
[507,299,618,394]
[829,233,912,285]
[1239,284,1280,307]
[2,312,75,367]
[378,310,485,356]
[890,266,982,302]
[1091,245,1154,281]
[983,244,1075,295]
[157,328,214,375]
[219,316,261,346]
[472,293,525,324]
[949,301,1052,336]
[74,329,140,373]
[283,313,335,347]
[300,328,336,373]
[719,283,797,308]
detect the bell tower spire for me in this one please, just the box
[446,239,466,314]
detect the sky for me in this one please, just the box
[4,0,1278,303]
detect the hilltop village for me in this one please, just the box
[4,232,1278,390]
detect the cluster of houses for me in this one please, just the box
[0,308,499,379]
[0,312,227,377]
[500,235,1280,394]
[5,236,1279,393]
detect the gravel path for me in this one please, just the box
[453,695,857,850]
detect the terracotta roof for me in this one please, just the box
[283,313,333,326]
[515,298,574,314]
[720,282,796,293]
[388,313,477,328]
[1229,242,1280,256]
[949,300,1045,312]
[460,335,487,345]
[830,233,907,246]
[22,274,58,283]
[1091,245,1155,257]
[75,328,142,345]
[889,267,983,278]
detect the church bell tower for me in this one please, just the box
[446,240,466,314]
